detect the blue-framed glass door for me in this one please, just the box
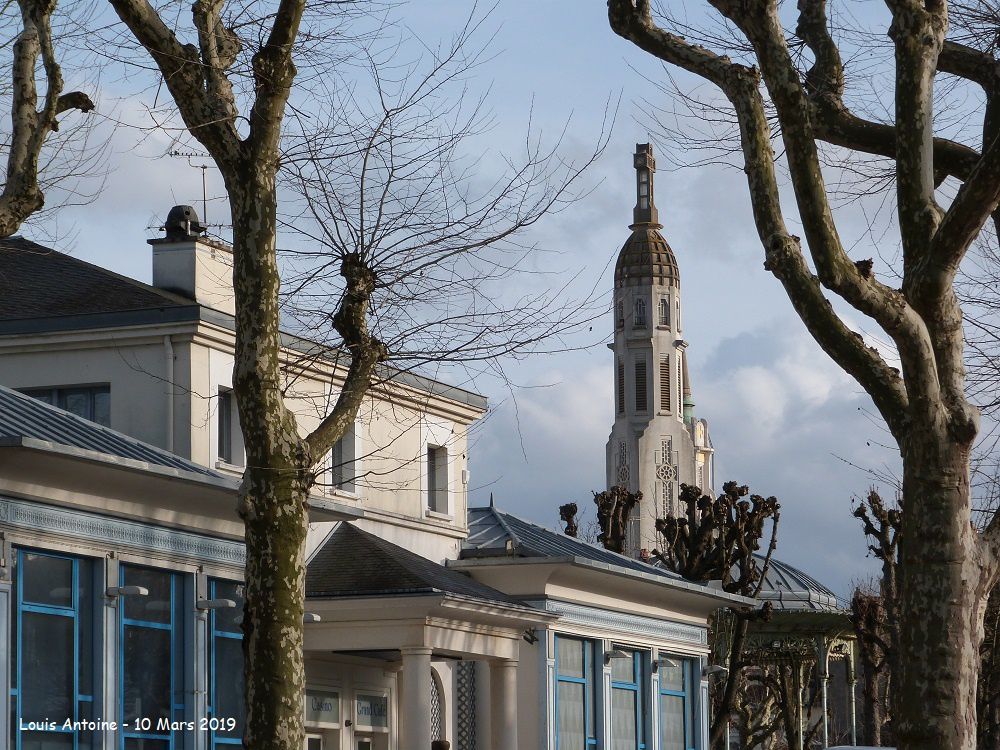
[119,565,184,750]
[11,549,95,750]
[657,657,693,750]
[610,650,646,750]
[554,635,598,749]
[207,579,244,749]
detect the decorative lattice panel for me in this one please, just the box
[430,674,444,740]
[455,662,477,750]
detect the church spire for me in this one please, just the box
[632,143,660,227]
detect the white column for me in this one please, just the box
[474,661,492,750]
[400,647,433,750]
[490,659,518,750]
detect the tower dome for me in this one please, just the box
[614,228,680,288]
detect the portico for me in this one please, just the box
[303,522,557,750]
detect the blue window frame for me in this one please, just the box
[657,656,694,750]
[610,649,647,750]
[554,635,598,749]
[10,549,96,750]
[119,565,184,750]
[207,579,245,748]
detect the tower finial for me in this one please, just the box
[632,143,660,227]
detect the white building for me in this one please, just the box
[606,144,716,556]
[0,150,749,750]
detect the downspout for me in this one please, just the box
[164,335,174,452]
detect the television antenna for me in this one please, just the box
[169,150,213,224]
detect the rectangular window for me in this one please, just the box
[658,298,669,327]
[120,565,184,750]
[218,389,233,464]
[21,385,111,427]
[12,550,96,750]
[617,360,625,414]
[677,356,683,419]
[658,657,694,750]
[209,579,245,748]
[659,356,670,412]
[329,423,360,494]
[610,649,647,750]
[634,360,648,413]
[555,636,598,749]
[616,301,624,330]
[427,444,448,513]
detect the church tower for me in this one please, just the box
[606,144,716,557]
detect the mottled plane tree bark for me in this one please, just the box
[608,1,1000,747]
[1,0,94,237]
[102,4,605,749]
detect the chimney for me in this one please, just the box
[149,205,236,315]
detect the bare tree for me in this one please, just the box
[608,1,1000,746]
[653,482,779,748]
[101,3,606,749]
[1,0,94,237]
[593,485,642,554]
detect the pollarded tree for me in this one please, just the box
[653,482,779,747]
[1,0,94,237]
[102,4,605,750]
[608,1,1000,747]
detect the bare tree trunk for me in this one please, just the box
[229,171,313,750]
[896,433,986,749]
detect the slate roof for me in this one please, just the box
[755,554,840,612]
[461,505,684,581]
[0,236,195,321]
[306,522,526,607]
[0,384,217,477]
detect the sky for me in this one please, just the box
[26,0,906,600]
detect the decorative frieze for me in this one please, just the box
[0,495,245,565]
[526,598,707,645]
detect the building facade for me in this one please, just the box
[1,155,748,750]
[606,144,716,556]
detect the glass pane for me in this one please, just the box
[125,739,170,750]
[79,561,94,696]
[659,694,685,750]
[123,625,171,725]
[59,390,91,420]
[214,637,245,738]
[659,658,684,692]
[22,553,73,607]
[123,567,172,624]
[212,580,245,634]
[557,681,585,749]
[557,638,585,679]
[21,732,74,750]
[611,688,637,750]
[21,612,74,723]
[307,738,323,750]
[92,389,111,427]
[610,652,635,682]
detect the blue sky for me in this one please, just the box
[29,0,903,599]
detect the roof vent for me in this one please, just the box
[163,205,207,240]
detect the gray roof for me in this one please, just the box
[462,505,684,581]
[0,238,487,411]
[0,236,194,320]
[755,554,840,612]
[307,522,526,607]
[0,384,217,477]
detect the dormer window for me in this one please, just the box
[634,299,646,328]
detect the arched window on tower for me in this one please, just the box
[634,299,646,328]
[658,297,669,327]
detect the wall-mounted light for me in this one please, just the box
[304,612,322,623]
[522,629,539,645]
[197,598,236,611]
[604,648,631,666]
[106,585,149,598]
[702,664,729,679]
